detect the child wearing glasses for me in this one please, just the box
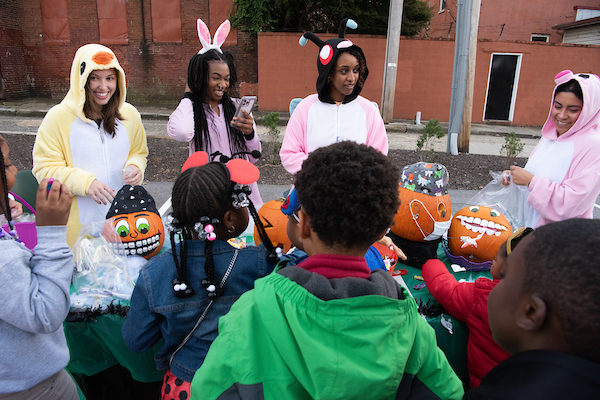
[190,141,464,400]
[420,229,533,387]
[465,219,600,398]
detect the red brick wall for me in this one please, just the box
[2,0,257,102]
[0,0,28,98]
[3,0,600,126]
[425,0,600,43]
[258,33,600,126]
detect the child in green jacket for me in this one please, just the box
[190,141,464,400]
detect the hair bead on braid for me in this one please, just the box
[169,160,278,299]
[165,215,194,298]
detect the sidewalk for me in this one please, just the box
[4,97,583,219]
[0,97,542,139]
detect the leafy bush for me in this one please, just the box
[263,112,281,164]
[416,118,446,161]
[500,132,525,169]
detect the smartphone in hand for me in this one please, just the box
[233,96,257,120]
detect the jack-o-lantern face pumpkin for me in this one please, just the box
[105,185,164,259]
[254,199,292,252]
[447,205,512,263]
[392,162,451,242]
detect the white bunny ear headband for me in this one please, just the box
[197,19,231,54]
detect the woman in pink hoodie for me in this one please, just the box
[507,70,600,228]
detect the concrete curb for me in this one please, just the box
[0,102,543,139]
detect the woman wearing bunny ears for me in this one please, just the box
[504,70,600,228]
[167,19,263,208]
[279,18,389,175]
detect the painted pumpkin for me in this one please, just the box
[391,162,451,242]
[105,185,165,259]
[447,205,512,263]
[254,199,292,252]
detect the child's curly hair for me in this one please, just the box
[523,218,600,364]
[294,141,400,250]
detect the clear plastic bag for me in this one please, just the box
[467,171,530,231]
[71,221,146,310]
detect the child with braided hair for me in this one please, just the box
[122,151,276,400]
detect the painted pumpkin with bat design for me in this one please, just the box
[447,205,512,263]
[392,162,452,242]
[104,185,164,259]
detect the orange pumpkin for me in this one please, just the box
[253,199,292,252]
[391,162,451,242]
[104,185,165,259]
[106,212,165,259]
[447,205,513,263]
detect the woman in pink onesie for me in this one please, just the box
[507,70,600,228]
[280,18,388,175]
[167,20,262,207]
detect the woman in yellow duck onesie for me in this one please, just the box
[33,44,148,246]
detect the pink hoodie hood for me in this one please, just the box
[541,70,600,141]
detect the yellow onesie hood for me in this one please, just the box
[61,44,127,122]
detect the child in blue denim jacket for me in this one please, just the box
[122,151,277,399]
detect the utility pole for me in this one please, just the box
[447,0,472,154]
[459,0,481,153]
[381,0,404,123]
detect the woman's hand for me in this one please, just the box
[231,110,254,136]
[377,235,407,261]
[88,179,115,205]
[36,178,72,226]
[124,165,142,185]
[509,166,534,187]
[9,199,23,218]
[501,170,511,186]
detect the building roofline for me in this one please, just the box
[574,6,600,11]
[554,16,600,30]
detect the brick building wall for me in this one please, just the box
[3,0,599,125]
[0,0,28,98]
[257,33,600,126]
[1,0,257,102]
[424,0,600,43]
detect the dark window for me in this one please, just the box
[531,34,549,42]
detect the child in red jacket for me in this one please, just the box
[421,231,530,387]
